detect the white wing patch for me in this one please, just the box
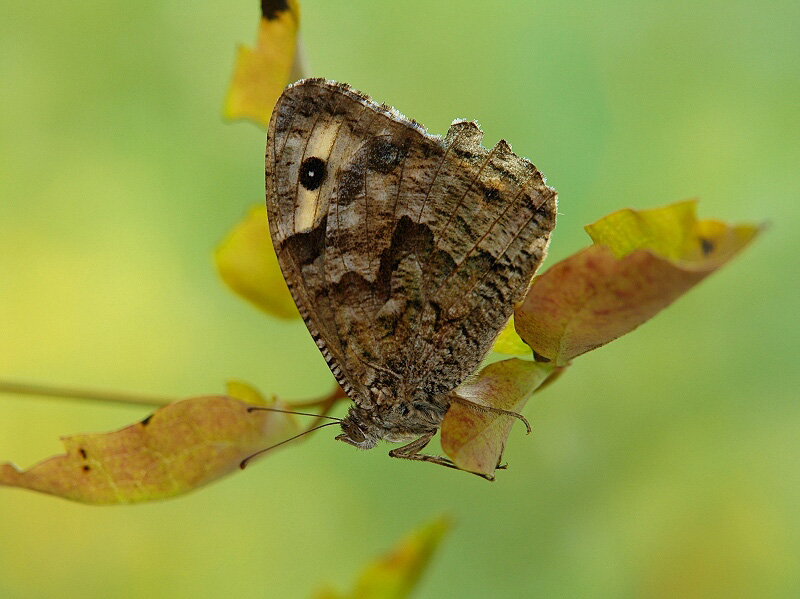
[294,117,344,232]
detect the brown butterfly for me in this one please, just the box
[264,79,557,475]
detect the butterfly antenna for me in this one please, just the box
[246,405,342,422]
[239,421,341,469]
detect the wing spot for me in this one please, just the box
[367,138,403,174]
[336,163,365,206]
[299,157,327,191]
[483,187,501,203]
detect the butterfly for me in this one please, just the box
[265,79,557,475]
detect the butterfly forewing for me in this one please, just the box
[266,79,557,411]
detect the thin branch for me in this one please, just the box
[0,379,348,415]
[286,385,349,431]
[0,380,174,408]
[285,384,347,409]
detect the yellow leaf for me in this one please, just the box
[0,395,299,504]
[314,517,451,599]
[223,0,302,125]
[226,379,269,406]
[584,199,699,260]
[441,359,555,478]
[584,199,760,264]
[491,315,532,355]
[215,205,299,319]
[516,201,761,365]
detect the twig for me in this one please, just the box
[0,380,174,408]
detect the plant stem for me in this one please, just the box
[0,380,174,408]
[285,385,347,409]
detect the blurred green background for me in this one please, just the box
[1,1,798,597]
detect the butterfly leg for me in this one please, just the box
[388,432,496,481]
[450,395,531,433]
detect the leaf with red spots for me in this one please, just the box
[223,0,304,125]
[314,516,451,599]
[440,359,557,479]
[0,387,299,504]
[215,205,300,319]
[515,201,761,366]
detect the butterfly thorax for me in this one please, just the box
[336,397,450,450]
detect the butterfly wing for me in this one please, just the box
[266,79,557,408]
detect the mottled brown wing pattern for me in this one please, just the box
[401,125,556,402]
[266,79,557,411]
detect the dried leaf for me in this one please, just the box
[0,394,298,504]
[314,516,451,599]
[215,205,299,319]
[223,0,301,125]
[441,359,555,478]
[515,200,761,366]
[491,315,532,356]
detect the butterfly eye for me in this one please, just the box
[299,156,327,191]
[347,424,366,444]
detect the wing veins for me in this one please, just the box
[427,169,537,301]
[425,142,499,265]
[326,103,397,384]
[400,141,499,381]
[412,207,540,387]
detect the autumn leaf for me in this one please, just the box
[223,0,303,125]
[0,390,299,504]
[515,200,761,366]
[215,205,299,319]
[314,516,451,599]
[441,359,556,478]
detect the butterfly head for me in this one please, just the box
[335,401,449,450]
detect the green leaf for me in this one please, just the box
[515,201,761,366]
[314,516,451,599]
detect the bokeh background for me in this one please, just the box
[2,1,798,597]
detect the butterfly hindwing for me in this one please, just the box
[266,79,557,409]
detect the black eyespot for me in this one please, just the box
[299,156,326,191]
